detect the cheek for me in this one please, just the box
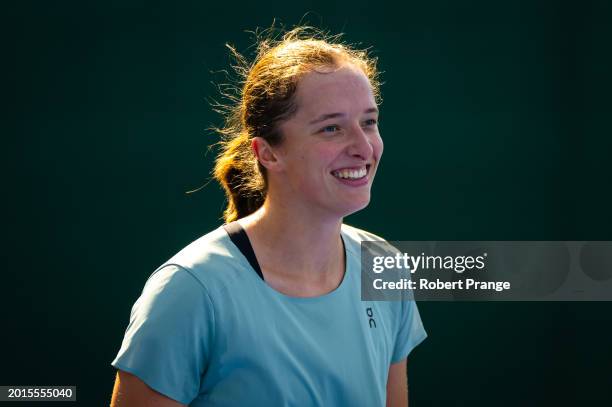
[309,144,342,168]
[285,142,344,181]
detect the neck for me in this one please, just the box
[238,198,344,278]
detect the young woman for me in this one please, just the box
[110,28,426,406]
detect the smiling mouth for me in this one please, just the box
[331,164,371,180]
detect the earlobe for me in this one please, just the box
[252,137,282,172]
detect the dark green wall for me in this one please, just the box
[4,1,611,405]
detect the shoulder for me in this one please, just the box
[164,225,234,270]
[341,223,387,242]
[340,223,388,257]
[148,225,248,295]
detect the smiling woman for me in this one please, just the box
[110,26,426,407]
[269,65,382,217]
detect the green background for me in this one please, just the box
[4,0,611,405]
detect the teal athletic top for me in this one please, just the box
[111,224,427,406]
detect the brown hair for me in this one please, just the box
[212,26,380,223]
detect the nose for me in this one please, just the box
[347,123,375,160]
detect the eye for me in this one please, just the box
[320,124,340,134]
[363,118,378,127]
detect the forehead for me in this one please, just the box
[293,65,376,118]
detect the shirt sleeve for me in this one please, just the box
[391,300,427,363]
[111,264,215,405]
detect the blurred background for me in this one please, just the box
[3,0,611,405]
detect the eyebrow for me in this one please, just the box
[308,107,379,125]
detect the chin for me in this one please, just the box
[338,196,371,217]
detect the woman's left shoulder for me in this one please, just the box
[341,223,387,243]
[340,224,388,257]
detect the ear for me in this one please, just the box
[252,137,283,172]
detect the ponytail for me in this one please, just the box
[214,132,266,223]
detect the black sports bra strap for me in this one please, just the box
[223,221,265,281]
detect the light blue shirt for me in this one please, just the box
[112,224,427,406]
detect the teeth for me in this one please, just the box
[333,167,367,179]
